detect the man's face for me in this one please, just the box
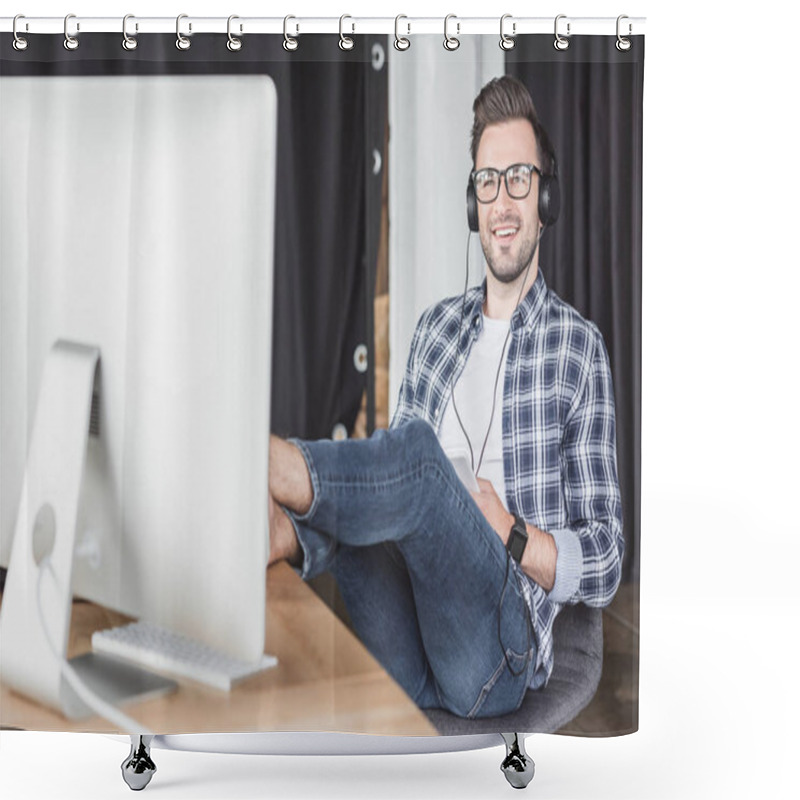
[475,119,541,286]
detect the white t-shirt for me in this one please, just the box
[437,314,511,510]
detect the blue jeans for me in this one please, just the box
[287,419,537,719]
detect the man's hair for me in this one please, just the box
[470,76,556,175]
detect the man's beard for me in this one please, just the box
[481,222,540,285]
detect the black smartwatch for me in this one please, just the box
[507,514,529,564]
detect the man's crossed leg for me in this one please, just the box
[266,419,536,719]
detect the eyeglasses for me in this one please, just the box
[471,163,543,204]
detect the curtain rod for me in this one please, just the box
[1,16,646,37]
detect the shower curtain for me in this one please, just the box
[0,18,644,747]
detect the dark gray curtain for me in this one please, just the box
[0,33,387,442]
[507,36,644,583]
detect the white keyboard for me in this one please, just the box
[92,621,277,691]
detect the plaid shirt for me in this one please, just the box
[391,269,623,688]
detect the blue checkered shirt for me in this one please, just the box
[390,269,624,689]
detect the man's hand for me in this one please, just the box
[470,478,514,544]
[470,477,557,592]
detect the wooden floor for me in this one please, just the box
[559,581,639,736]
[1,566,638,736]
[0,564,437,736]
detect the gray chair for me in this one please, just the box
[117,605,603,792]
[425,603,603,735]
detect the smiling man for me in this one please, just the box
[267,76,624,721]
[477,121,543,287]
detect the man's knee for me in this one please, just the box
[394,418,441,464]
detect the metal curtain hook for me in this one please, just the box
[63,13,79,51]
[443,14,460,51]
[394,15,410,50]
[13,14,28,51]
[227,15,242,51]
[616,15,632,51]
[176,14,191,50]
[122,14,138,51]
[500,14,515,51]
[339,14,355,51]
[554,14,570,50]
[283,15,299,51]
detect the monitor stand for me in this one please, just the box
[0,341,176,720]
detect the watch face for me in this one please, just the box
[508,521,528,562]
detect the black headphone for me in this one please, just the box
[467,135,561,233]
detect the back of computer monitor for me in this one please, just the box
[0,75,277,664]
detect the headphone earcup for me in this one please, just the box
[466,180,479,232]
[538,174,561,228]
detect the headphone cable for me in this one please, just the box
[450,229,542,475]
[449,226,545,681]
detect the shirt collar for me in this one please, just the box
[466,268,548,335]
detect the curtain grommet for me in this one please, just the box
[500,14,516,51]
[353,344,369,374]
[227,15,243,51]
[175,14,191,50]
[122,14,138,51]
[371,42,385,71]
[339,14,355,51]
[63,13,79,51]
[12,14,29,51]
[616,15,632,51]
[443,14,460,51]
[394,15,410,51]
[554,14,570,51]
[283,15,299,51]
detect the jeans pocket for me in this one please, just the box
[504,646,531,673]
[467,646,534,719]
[505,645,535,709]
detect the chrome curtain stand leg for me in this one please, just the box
[500,733,535,789]
[121,735,156,791]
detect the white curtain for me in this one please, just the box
[388,37,503,419]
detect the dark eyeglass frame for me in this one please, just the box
[470,163,543,203]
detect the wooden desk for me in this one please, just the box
[0,563,437,736]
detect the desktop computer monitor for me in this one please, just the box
[0,75,277,717]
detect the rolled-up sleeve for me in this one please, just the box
[553,334,624,607]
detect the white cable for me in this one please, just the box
[36,555,154,736]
